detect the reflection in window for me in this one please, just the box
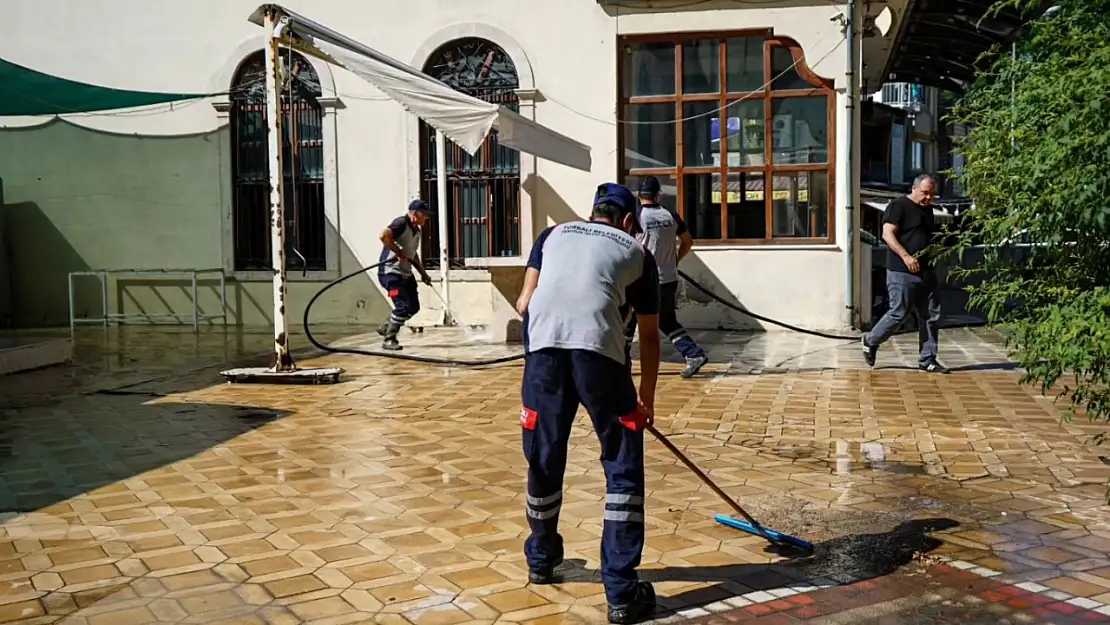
[684,173,721,240]
[772,171,829,238]
[620,36,833,241]
[726,172,766,239]
[622,42,675,97]
[723,100,766,167]
[683,39,720,94]
[683,101,720,167]
[771,96,828,164]
[771,47,811,91]
[623,103,676,169]
[726,37,764,92]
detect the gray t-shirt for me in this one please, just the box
[636,203,687,284]
[524,221,660,365]
[378,215,421,277]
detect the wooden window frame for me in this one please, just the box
[617,31,836,246]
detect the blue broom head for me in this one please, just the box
[714,514,814,551]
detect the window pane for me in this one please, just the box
[683,173,722,239]
[682,39,719,94]
[726,37,765,92]
[623,103,676,169]
[771,171,828,238]
[622,42,675,97]
[682,101,720,167]
[771,96,828,164]
[723,99,765,167]
[625,174,678,210]
[770,46,811,91]
[726,172,766,239]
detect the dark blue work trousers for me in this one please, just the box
[520,348,646,605]
[378,273,420,324]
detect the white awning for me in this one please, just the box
[248,5,592,172]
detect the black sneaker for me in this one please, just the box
[862,336,878,367]
[919,360,949,374]
[382,337,403,351]
[608,582,656,624]
[528,557,563,585]
[680,355,709,379]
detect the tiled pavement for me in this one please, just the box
[0,325,1108,624]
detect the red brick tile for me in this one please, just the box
[788,594,816,606]
[1030,595,1054,605]
[791,607,822,619]
[1033,607,1056,619]
[981,590,1009,602]
[1050,602,1082,615]
[744,604,774,617]
[1007,598,1032,609]
[767,600,793,612]
[1081,612,1110,623]
[998,586,1028,597]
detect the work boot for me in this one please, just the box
[376,323,388,337]
[862,335,878,367]
[680,355,709,379]
[608,582,656,624]
[381,322,403,351]
[528,556,563,585]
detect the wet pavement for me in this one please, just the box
[0,325,1108,624]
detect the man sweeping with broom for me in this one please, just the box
[514,183,661,624]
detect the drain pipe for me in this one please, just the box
[843,0,858,330]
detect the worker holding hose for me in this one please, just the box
[376,200,434,351]
[514,183,661,624]
[625,176,709,378]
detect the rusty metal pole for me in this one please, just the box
[264,11,295,371]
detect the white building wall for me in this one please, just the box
[0,0,858,332]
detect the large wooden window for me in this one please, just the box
[619,33,835,244]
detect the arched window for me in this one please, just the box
[229,49,327,271]
[419,38,521,268]
[619,34,835,243]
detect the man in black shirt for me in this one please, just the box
[862,174,948,373]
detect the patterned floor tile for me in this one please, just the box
[0,326,1107,624]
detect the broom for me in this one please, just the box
[648,425,814,552]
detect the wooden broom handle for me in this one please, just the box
[647,425,764,530]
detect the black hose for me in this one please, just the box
[302,261,526,366]
[304,261,862,368]
[677,270,857,341]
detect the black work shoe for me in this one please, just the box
[528,557,563,585]
[680,355,709,379]
[608,582,656,624]
[382,337,403,351]
[862,336,878,367]
[920,359,949,374]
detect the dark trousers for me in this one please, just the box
[378,273,420,324]
[625,281,705,363]
[867,269,941,364]
[521,348,646,605]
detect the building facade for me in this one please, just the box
[0,0,906,332]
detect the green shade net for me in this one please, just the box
[0,57,210,116]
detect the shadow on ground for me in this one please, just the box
[554,518,958,616]
[0,396,290,513]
